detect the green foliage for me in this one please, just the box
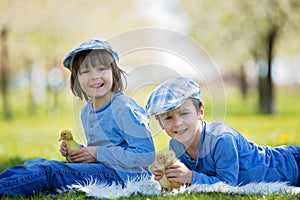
[1,190,299,200]
[0,0,137,70]
[180,0,300,65]
[0,87,299,199]
[224,87,300,146]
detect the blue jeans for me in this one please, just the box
[287,146,300,186]
[296,157,300,187]
[0,158,123,197]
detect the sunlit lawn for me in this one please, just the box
[0,86,299,199]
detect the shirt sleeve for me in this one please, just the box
[192,134,240,186]
[95,100,155,172]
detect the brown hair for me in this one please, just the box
[70,49,126,101]
[190,98,203,111]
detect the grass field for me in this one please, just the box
[0,85,299,199]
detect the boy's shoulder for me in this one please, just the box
[205,122,241,139]
[81,100,92,114]
[205,122,233,133]
[112,93,142,110]
[112,93,149,129]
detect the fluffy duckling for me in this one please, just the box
[165,150,182,190]
[58,129,81,160]
[155,150,182,192]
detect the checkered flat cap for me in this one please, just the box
[63,39,119,70]
[146,77,201,116]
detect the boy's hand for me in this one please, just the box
[68,146,97,163]
[151,162,164,181]
[165,160,193,184]
[59,140,68,157]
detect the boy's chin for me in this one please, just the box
[174,136,189,143]
[175,134,195,145]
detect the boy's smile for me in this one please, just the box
[90,82,104,89]
[174,128,188,136]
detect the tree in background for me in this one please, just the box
[0,0,137,118]
[180,0,300,114]
[237,0,300,114]
[0,26,12,120]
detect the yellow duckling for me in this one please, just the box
[165,150,182,190]
[155,150,182,192]
[58,129,81,161]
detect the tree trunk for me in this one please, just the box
[259,29,277,114]
[240,65,248,99]
[0,27,12,120]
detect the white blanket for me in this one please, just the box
[62,177,300,199]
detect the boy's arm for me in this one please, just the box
[80,99,155,170]
[95,136,155,169]
[95,106,155,170]
[191,134,240,186]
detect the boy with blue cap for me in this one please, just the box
[0,39,155,197]
[146,77,300,186]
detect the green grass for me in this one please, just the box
[0,86,300,199]
[1,192,298,200]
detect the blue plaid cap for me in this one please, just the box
[62,39,119,70]
[146,77,201,116]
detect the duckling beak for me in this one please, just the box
[166,158,171,163]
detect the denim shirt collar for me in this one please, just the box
[89,93,121,114]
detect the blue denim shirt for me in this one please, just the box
[170,121,298,186]
[81,93,155,181]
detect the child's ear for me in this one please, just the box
[197,104,205,120]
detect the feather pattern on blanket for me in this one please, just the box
[58,177,300,199]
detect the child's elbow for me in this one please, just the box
[140,151,156,167]
[143,151,156,166]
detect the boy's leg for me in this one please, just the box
[296,158,300,187]
[287,146,300,186]
[0,158,122,197]
[294,148,300,186]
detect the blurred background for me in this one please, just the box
[0,0,300,163]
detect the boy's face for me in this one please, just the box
[157,99,204,145]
